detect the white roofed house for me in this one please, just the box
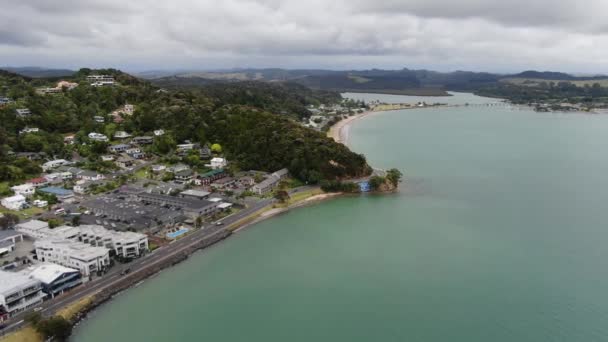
[25,263,82,298]
[77,170,106,182]
[153,129,165,136]
[210,157,227,170]
[0,271,44,320]
[87,75,115,87]
[10,184,35,197]
[42,159,71,171]
[15,108,31,117]
[18,127,39,135]
[88,132,109,142]
[113,131,132,140]
[1,195,26,211]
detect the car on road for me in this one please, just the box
[215,221,224,226]
[33,307,43,312]
[120,268,131,276]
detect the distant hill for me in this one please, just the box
[2,67,75,78]
[148,68,608,92]
[151,68,608,96]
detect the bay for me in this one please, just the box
[73,92,608,341]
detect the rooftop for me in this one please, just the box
[26,263,79,284]
[39,187,73,196]
[0,230,22,240]
[180,190,211,198]
[0,270,38,295]
[16,219,49,232]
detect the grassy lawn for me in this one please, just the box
[134,167,150,180]
[0,295,95,342]
[57,295,94,320]
[0,206,45,220]
[0,326,41,342]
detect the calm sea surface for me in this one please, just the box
[74,92,608,341]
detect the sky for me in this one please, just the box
[1,0,608,73]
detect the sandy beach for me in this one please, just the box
[328,111,376,145]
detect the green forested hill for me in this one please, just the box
[0,68,370,184]
[152,78,341,119]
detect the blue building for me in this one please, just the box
[38,187,74,201]
[359,181,371,192]
[27,263,82,298]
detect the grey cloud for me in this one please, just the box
[0,0,607,73]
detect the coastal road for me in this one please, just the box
[1,186,315,335]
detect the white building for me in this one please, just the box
[32,200,48,208]
[19,127,39,135]
[251,169,289,195]
[87,75,115,86]
[10,184,35,197]
[17,221,149,260]
[114,131,132,139]
[0,230,23,257]
[35,239,110,277]
[0,271,44,320]
[153,129,165,136]
[88,132,109,142]
[78,225,148,259]
[42,159,71,171]
[44,171,73,182]
[1,195,26,211]
[210,157,227,170]
[15,220,50,239]
[123,104,134,115]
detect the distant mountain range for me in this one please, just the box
[4,66,607,96]
[148,68,608,96]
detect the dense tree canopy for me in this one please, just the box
[0,69,370,183]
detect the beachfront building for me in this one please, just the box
[25,263,82,298]
[78,225,148,259]
[0,271,44,320]
[35,239,110,277]
[137,192,219,219]
[251,169,289,195]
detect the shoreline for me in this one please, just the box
[0,189,345,342]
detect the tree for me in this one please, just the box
[385,168,403,187]
[211,143,222,154]
[71,215,81,226]
[368,176,385,191]
[47,218,63,229]
[24,311,42,326]
[0,213,19,230]
[37,316,73,341]
[195,216,203,229]
[274,190,290,203]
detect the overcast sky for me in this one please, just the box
[2,0,607,73]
